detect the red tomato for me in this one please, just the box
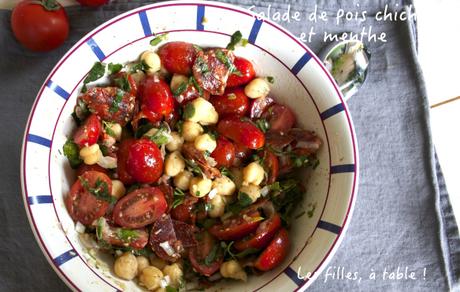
[113,72,138,96]
[170,195,199,224]
[209,208,262,241]
[233,143,253,167]
[65,171,112,225]
[210,87,249,117]
[217,118,265,149]
[260,150,279,184]
[254,228,290,271]
[189,231,223,276]
[210,137,235,168]
[234,214,282,251]
[99,222,149,250]
[112,187,167,228]
[227,57,256,88]
[11,0,69,52]
[73,114,101,147]
[126,139,163,184]
[262,104,296,133]
[76,0,109,6]
[140,76,174,123]
[116,139,135,185]
[76,164,108,177]
[158,42,196,75]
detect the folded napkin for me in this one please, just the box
[0,0,458,291]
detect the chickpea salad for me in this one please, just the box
[63,31,322,291]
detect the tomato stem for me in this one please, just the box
[40,0,61,11]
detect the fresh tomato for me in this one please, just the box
[210,137,235,168]
[65,171,112,225]
[209,208,262,241]
[116,139,135,185]
[227,57,256,88]
[11,0,69,52]
[76,0,109,6]
[97,218,149,250]
[254,228,290,271]
[234,214,282,251]
[210,87,249,117]
[140,76,174,123]
[170,195,199,224]
[73,114,101,148]
[217,118,265,149]
[126,138,163,184]
[260,150,279,184]
[158,42,196,75]
[112,187,167,228]
[262,104,296,133]
[76,163,108,177]
[189,231,223,276]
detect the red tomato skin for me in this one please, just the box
[210,87,249,117]
[217,118,265,149]
[189,232,223,276]
[73,114,101,148]
[76,164,108,177]
[140,76,174,123]
[210,137,235,168]
[76,0,109,6]
[263,104,296,133]
[254,228,290,271]
[158,42,196,75]
[11,1,69,52]
[112,187,168,228]
[65,171,112,225]
[126,139,163,184]
[209,209,262,241]
[170,196,199,224]
[260,150,279,184]
[227,57,256,88]
[234,214,282,251]
[116,139,135,185]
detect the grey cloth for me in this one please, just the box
[0,0,458,291]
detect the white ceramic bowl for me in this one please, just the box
[20,1,358,291]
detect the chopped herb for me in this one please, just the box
[294,211,306,219]
[203,150,211,158]
[165,286,178,292]
[130,60,150,73]
[63,140,82,168]
[269,179,304,225]
[215,49,235,71]
[147,123,170,146]
[226,30,243,50]
[193,44,203,52]
[172,188,185,209]
[96,218,104,240]
[79,177,115,203]
[266,76,275,84]
[255,118,270,133]
[307,203,316,218]
[99,144,109,156]
[102,121,116,138]
[219,167,233,179]
[204,202,212,212]
[183,103,195,120]
[189,76,203,96]
[221,241,259,260]
[135,123,155,139]
[195,56,209,74]
[204,129,218,140]
[204,244,219,266]
[175,120,184,135]
[113,76,131,92]
[108,63,123,74]
[150,33,168,46]
[109,89,124,113]
[82,62,106,93]
[238,192,253,207]
[227,93,237,100]
[117,229,139,242]
[185,159,202,176]
[172,82,188,97]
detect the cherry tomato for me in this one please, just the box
[112,187,167,228]
[217,118,265,149]
[11,0,69,52]
[113,72,138,96]
[210,137,235,168]
[209,208,262,241]
[73,114,101,148]
[233,143,253,167]
[260,150,279,184]
[126,138,163,184]
[158,42,196,75]
[99,221,149,250]
[76,0,109,6]
[116,139,135,185]
[140,76,174,123]
[262,104,296,133]
[254,228,290,271]
[76,163,108,177]
[170,195,199,224]
[234,214,282,251]
[189,231,223,276]
[227,57,256,88]
[210,87,249,117]
[65,171,112,225]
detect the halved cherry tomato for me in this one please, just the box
[116,138,135,185]
[210,137,235,168]
[254,228,290,271]
[259,150,279,184]
[210,87,249,117]
[76,163,108,177]
[262,104,296,133]
[189,231,223,276]
[73,114,101,147]
[98,218,149,250]
[126,138,163,184]
[217,118,265,149]
[65,171,112,225]
[158,42,196,75]
[170,195,199,224]
[209,208,262,241]
[234,213,282,251]
[227,57,256,88]
[112,187,167,228]
[140,76,174,123]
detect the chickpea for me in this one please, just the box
[230,167,244,188]
[243,162,265,186]
[239,184,261,203]
[194,133,217,153]
[173,170,193,190]
[164,151,185,177]
[162,263,183,288]
[140,51,161,74]
[244,77,270,99]
[113,252,138,280]
[138,266,163,290]
[111,180,126,199]
[104,122,122,141]
[212,175,236,196]
[220,260,247,281]
[208,194,226,218]
[136,256,150,274]
[187,97,218,125]
[181,121,203,142]
[189,176,212,197]
[166,131,184,152]
[79,144,102,165]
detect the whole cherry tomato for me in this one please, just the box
[73,114,101,147]
[158,42,197,75]
[11,0,69,52]
[126,138,163,184]
[210,87,249,117]
[262,104,296,133]
[76,0,109,6]
[254,228,290,271]
[217,118,265,149]
[227,57,256,88]
[210,137,235,168]
[140,76,174,123]
[116,139,136,185]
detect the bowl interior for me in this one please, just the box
[21,1,358,291]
